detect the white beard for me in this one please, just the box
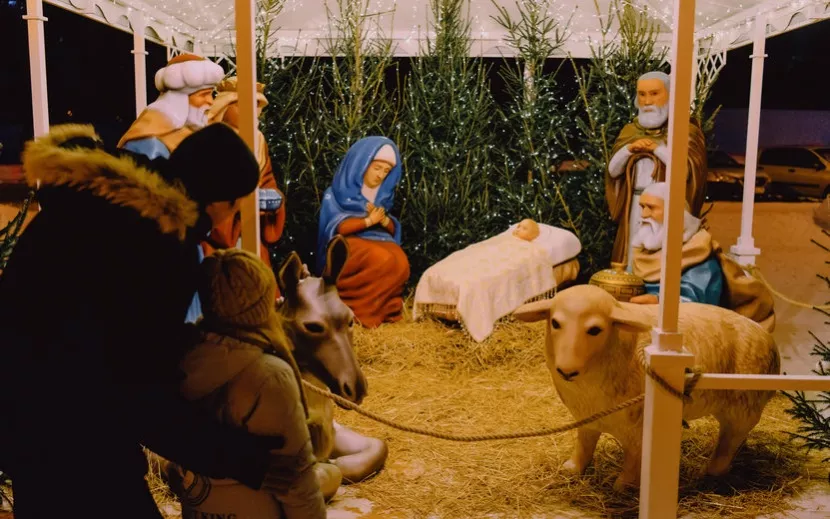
[632,212,703,252]
[638,104,669,129]
[632,218,664,252]
[186,104,209,129]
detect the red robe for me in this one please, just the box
[335,217,410,328]
[201,134,286,295]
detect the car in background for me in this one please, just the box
[757,146,830,199]
[706,149,771,200]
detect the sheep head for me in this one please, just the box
[514,285,652,381]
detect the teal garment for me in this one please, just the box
[644,255,723,305]
[122,137,170,160]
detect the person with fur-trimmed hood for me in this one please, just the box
[118,53,224,159]
[0,123,305,518]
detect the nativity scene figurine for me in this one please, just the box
[605,70,708,271]
[316,137,410,328]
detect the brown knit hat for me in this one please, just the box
[198,248,276,327]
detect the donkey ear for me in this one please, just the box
[322,235,350,285]
[513,299,552,323]
[278,252,304,295]
[609,303,653,333]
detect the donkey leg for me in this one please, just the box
[706,412,761,476]
[331,421,388,483]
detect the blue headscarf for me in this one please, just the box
[316,136,403,274]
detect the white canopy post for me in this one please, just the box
[730,14,767,266]
[638,0,697,516]
[235,0,261,255]
[130,12,148,117]
[24,0,50,137]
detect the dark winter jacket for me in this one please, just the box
[0,125,281,517]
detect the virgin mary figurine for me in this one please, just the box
[317,136,410,327]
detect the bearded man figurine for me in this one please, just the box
[629,182,775,333]
[118,54,225,159]
[606,71,708,272]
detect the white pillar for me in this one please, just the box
[730,14,767,266]
[235,0,262,255]
[639,0,698,516]
[23,0,49,137]
[130,14,148,117]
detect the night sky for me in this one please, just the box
[1,0,830,163]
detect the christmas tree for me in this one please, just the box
[783,237,830,467]
[490,0,600,276]
[398,0,501,279]
[0,191,35,274]
[262,0,399,269]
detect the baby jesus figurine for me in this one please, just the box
[512,218,541,241]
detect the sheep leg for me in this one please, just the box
[613,443,642,492]
[562,428,601,475]
[706,413,760,476]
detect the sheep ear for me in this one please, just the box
[513,299,552,323]
[609,303,653,333]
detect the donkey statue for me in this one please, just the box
[277,235,388,499]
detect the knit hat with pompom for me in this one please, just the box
[198,248,276,327]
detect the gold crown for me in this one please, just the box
[216,76,265,94]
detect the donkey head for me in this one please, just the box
[277,235,367,405]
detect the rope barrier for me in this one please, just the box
[739,263,830,311]
[301,348,703,443]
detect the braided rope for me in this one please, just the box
[739,263,830,311]
[301,380,644,442]
[300,346,702,443]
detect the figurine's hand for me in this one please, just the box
[366,202,375,212]
[368,207,385,225]
[629,139,657,153]
[640,139,658,152]
[630,294,659,305]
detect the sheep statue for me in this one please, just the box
[513,284,780,492]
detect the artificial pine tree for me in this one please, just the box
[784,239,830,470]
[399,0,501,279]
[491,0,605,278]
[0,191,35,274]
[262,0,399,269]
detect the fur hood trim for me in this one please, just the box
[22,124,198,240]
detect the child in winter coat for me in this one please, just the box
[163,248,326,519]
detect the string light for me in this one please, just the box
[103,0,828,57]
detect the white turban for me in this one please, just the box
[154,54,225,95]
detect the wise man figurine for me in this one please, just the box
[203,76,286,278]
[606,70,708,272]
[118,54,225,159]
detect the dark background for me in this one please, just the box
[2,0,830,163]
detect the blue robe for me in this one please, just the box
[644,255,724,305]
[121,137,171,160]
[316,136,403,274]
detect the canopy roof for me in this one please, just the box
[46,0,830,59]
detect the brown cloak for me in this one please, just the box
[117,108,193,154]
[606,117,708,265]
[632,229,775,333]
